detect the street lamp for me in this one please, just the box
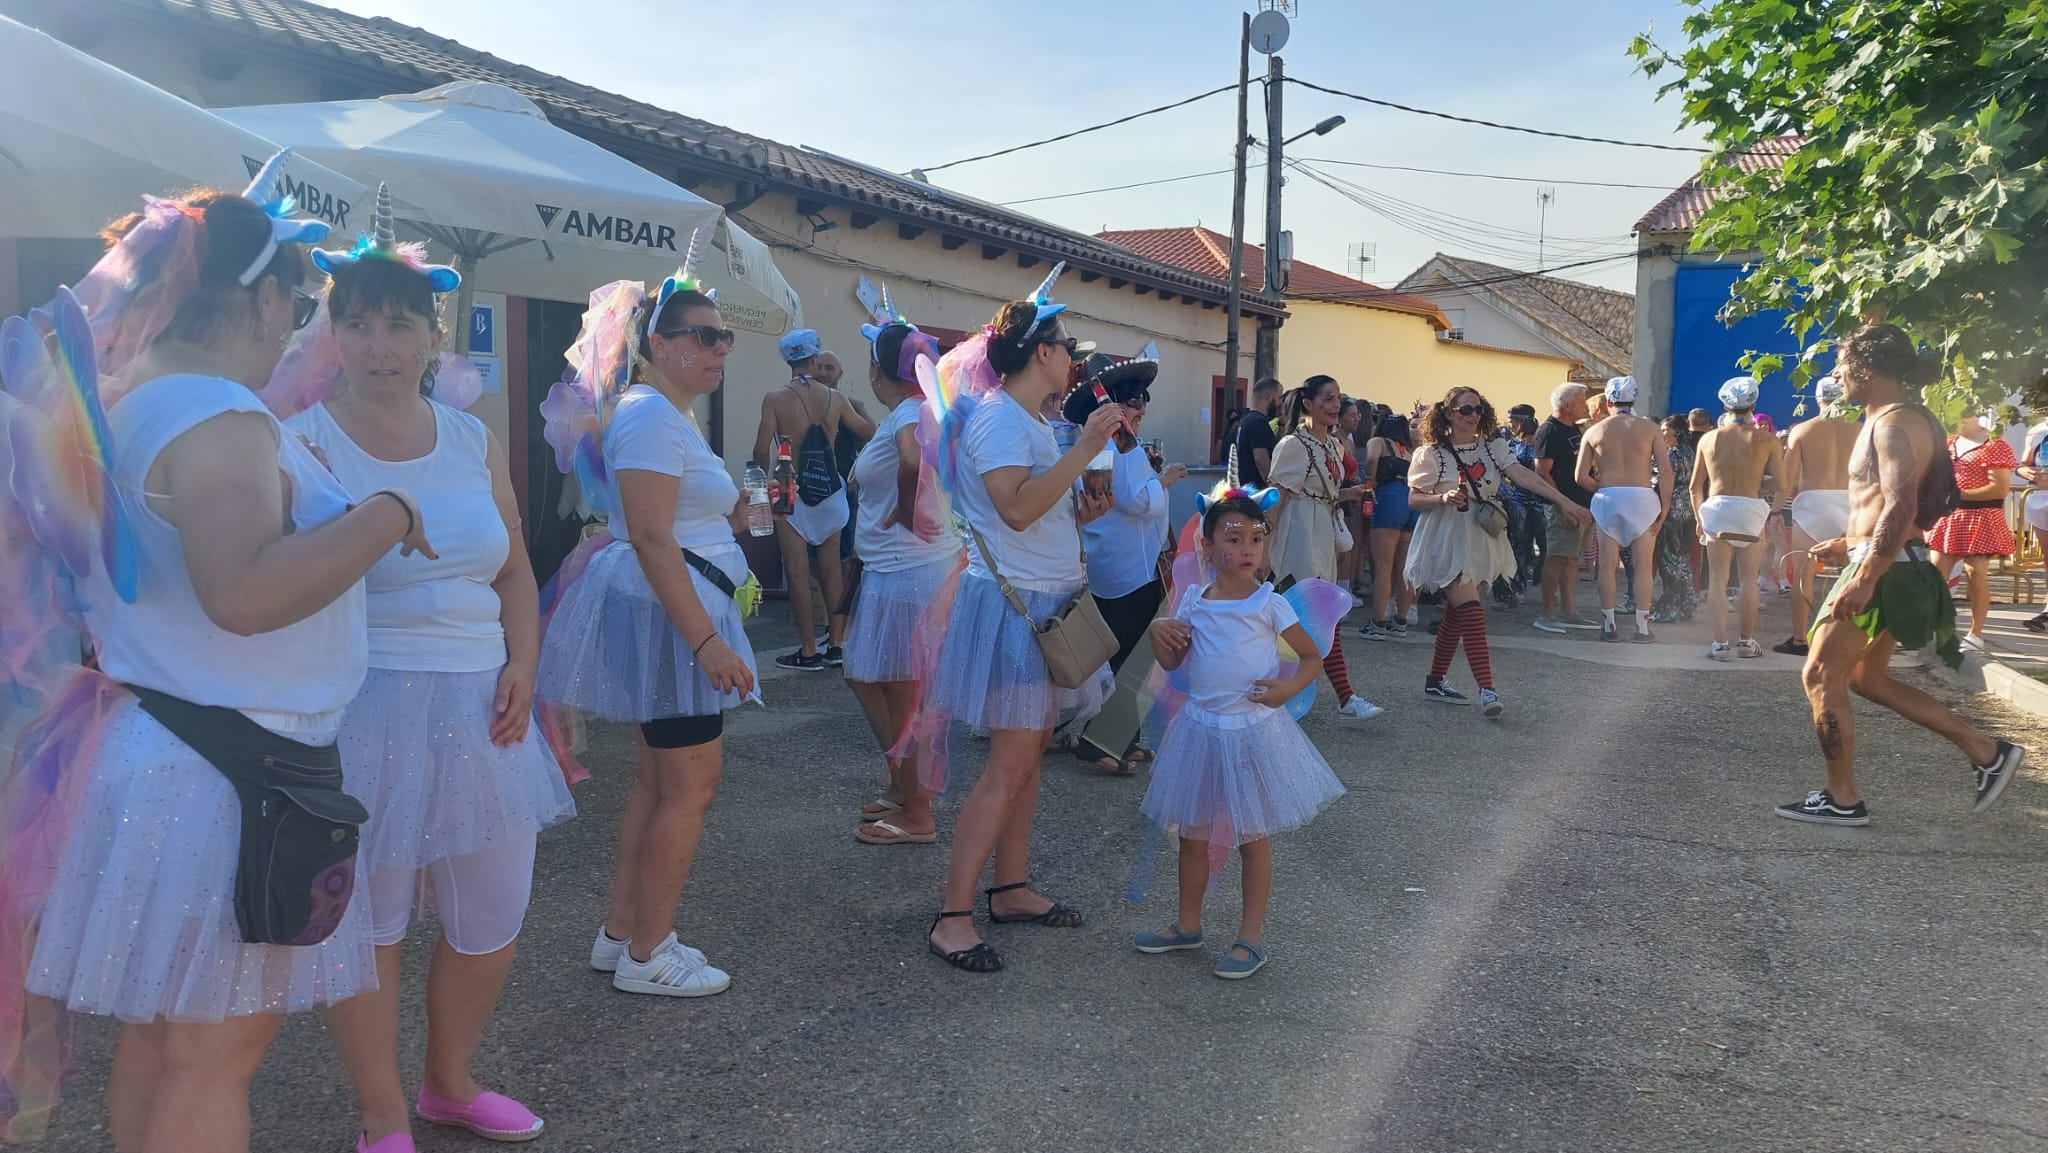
[1283,115,1346,147]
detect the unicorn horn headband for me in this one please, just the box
[1195,482,1282,515]
[645,228,717,346]
[310,183,461,293]
[1019,260,1068,342]
[238,149,332,286]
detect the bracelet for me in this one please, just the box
[692,633,719,656]
[368,490,414,538]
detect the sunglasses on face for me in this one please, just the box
[1121,393,1151,408]
[1451,403,1484,416]
[663,325,737,350]
[291,291,319,331]
[1041,336,1080,358]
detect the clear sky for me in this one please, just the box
[318,0,1707,293]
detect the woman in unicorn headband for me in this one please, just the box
[844,284,961,846]
[533,235,757,998]
[281,185,573,1150]
[0,155,434,1152]
[908,263,1124,973]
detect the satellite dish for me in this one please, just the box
[1250,9,1290,54]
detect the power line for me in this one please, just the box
[999,165,1250,206]
[1293,157,1671,191]
[1287,161,1637,268]
[914,84,1238,175]
[1286,77,1710,154]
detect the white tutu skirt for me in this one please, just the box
[926,573,1110,733]
[1140,704,1344,844]
[1405,507,1515,592]
[535,540,757,721]
[844,556,958,683]
[340,668,575,874]
[27,701,377,1021]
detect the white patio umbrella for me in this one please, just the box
[0,15,365,238]
[217,81,802,335]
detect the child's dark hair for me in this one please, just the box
[631,287,718,379]
[102,188,310,348]
[1202,493,1269,538]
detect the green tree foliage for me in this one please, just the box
[1633,1,2048,408]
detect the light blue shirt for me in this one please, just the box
[1083,443,1170,599]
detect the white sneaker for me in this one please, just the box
[591,926,704,973]
[612,932,730,997]
[1962,632,1990,652]
[1404,606,1420,626]
[1337,696,1387,721]
[1709,642,1735,662]
[1478,688,1504,718]
[1735,638,1764,659]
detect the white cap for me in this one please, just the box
[1814,375,1843,405]
[1718,375,1760,410]
[1604,375,1638,405]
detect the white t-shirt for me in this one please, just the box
[605,384,745,582]
[93,374,366,730]
[1082,442,1168,599]
[851,397,963,574]
[287,400,510,673]
[954,390,1083,590]
[1175,583,1299,716]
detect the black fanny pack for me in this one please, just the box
[1958,498,2005,510]
[682,548,736,599]
[125,684,369,947]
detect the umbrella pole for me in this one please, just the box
[451,249,477,357]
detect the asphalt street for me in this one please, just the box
[31,592,2048,1153]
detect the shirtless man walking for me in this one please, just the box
[755,328,875,670]
[1575,376,1668,642]
[1691,377,1783,661]
[1778,323,2024,825]
[1772,374,1861,656]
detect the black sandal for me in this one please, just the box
[928,910,1003,973]
[984,881,1085,928]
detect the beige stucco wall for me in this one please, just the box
[1276,300,1578,417]
[1400,280,1573,362]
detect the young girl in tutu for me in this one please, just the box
[1133,491,1345,979]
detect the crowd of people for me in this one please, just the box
[0,167,2038,1153]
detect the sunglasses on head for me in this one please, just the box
[662,324,737,350]
[291,291,319,332]
[1451,403,1484,417]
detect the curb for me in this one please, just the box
[1924,647,2048,715]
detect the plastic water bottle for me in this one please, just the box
[743,462,774,537]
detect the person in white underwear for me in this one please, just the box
[754,328,875,670]
[1575,375,1668,642]
[1692,377,1783,660]
[1774,375,1860,655]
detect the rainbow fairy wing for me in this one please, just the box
[0,291,137,603]
[1275,578,1349,720]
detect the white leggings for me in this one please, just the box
[365,833,538,955]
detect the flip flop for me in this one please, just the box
[855,819,936,845]
[858,798,901,823]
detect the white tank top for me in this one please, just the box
[92,374,367,732]
[288,400,510,673]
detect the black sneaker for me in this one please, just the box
[775,650,827,671]
[1973,741,2026,812]
[2025,613,2048,635]
[1773,637,1809,657]
[1774,790,1870,826]
[1422,678,1470,706]
[1600,620,1620,643]
[823,645,845,667]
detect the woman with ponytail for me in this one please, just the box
[534,247,756,998]
[1267,375,1384,720]
[845,301,962,845]
[7,159,434,1152]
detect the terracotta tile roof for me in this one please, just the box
[1633,136,1805,234]
[1395,253,1634,379]
[1096,226,1446,328]
[30,0,1280,313]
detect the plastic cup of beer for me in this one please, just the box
[1084,448,1114,498]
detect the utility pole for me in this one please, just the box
[1259,52,1285,380]
[1224,12,1251,407]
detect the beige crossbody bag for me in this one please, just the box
[966,516,1119,690]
